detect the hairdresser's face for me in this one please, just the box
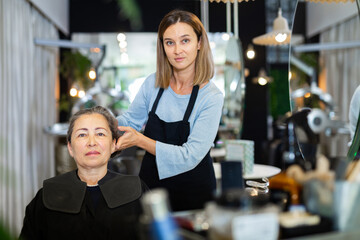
[67,113,115,171]
[163,22,201,73]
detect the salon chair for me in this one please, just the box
[108,146,141,175]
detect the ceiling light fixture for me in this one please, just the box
[252,8,291,46]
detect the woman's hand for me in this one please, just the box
[115,126,140,151]
[115,126,156,155]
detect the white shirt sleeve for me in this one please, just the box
[116,74,156,131]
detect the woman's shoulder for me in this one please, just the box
[139,72,160,98]
[200,81,224,101]
[143,72,157,87]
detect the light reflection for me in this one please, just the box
[70,88,77,97]
[90,47,101,53]
[128,77,146,102]
[275,33,287,43]
[119,41,127,48]
[258,77,268,86]
[117,33,126,42]
[78,90,85,98]
[89,69,96,80]
[246,48,255,59]
[221,33,230,41]
[230,80,238,92]
[121,53,129,64]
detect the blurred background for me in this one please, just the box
[1,0,360,237]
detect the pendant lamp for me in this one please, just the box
[252,68,272,86]
[252,8,291,46]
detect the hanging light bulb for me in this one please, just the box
[88,68,96,80]
[70,87,78,97]
[252,8,291,46]
[275,33,287,43]
[252,68,272,85]
[258,77,268,86]
[246,44,255,59]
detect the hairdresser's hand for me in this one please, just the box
[115,126,141,150]
[116,126,156,155]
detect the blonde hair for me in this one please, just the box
[156,9,214,88]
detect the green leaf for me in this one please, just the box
[116,0,143,30]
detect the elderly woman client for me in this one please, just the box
[20,106,148,240]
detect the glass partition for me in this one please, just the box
[289,0,360,164]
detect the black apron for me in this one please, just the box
[139,85,216,211]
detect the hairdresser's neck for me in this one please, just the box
[172,68,195,94]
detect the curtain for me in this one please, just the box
[320,15,360,157]
[0,0,59,235]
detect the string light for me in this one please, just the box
[88,68,96,80]
[117,32,129,64]
[117,33,126,42]
[246,44,255,59]
[78,90,85,98]
[70,88,78,97]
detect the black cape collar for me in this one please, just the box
[43,170,142,213]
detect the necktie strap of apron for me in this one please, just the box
[183,85,199,122]
[151,88,164,113]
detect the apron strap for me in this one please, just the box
[151,88,164,113]
[183,85,199,122]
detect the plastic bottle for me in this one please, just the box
[141,188,182,240]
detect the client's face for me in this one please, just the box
[67,113,116,171]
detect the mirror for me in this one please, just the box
[221,36,245,139]
[289,0,360,166]
[70,32,158,116]
[69,32,245,138]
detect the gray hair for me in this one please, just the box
[67,106,120,143]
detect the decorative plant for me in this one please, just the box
[59,50,93,121]
[115,0,143,31]
[60,50,93,90]
[0,138,15,240]
[291,52,320,87]
[0,222,14,240]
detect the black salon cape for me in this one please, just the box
[19,170,148,240]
